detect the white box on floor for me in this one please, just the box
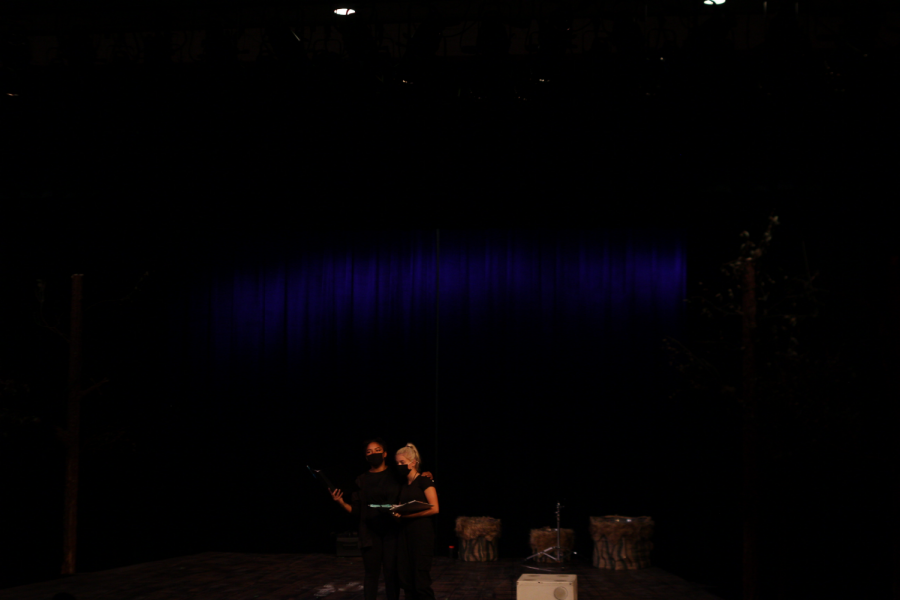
[517,574,577,600]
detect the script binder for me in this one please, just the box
[390,500,432,515]
[307,466,336,495]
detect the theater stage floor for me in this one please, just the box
[0,553,724,600]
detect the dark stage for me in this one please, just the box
[2,221,894,600]
[0,552,725,600]
[1,1,898,599]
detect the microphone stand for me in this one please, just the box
[524,503,566,571]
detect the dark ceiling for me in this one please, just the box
[1,0,896,242]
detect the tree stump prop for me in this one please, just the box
[589,515,654,570]
[455,517,501,561]
[528,527,574,563]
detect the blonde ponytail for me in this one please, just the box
[396,443,422,472]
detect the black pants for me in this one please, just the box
[361,527,400,600]
[397,521,435,600]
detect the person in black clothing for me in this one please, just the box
[332,439,400,600]
[331,439,434,600]
[392,443,439,600]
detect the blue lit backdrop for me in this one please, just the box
[166,228,686,555]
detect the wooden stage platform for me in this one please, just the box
[0,553,724,600]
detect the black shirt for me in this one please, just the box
[358,469,402,507]
[352,469,403,544]
[398,475,436,544]
[398,475,435,520]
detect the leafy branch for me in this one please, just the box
[662,213,859,462]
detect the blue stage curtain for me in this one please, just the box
[166,228,685,548]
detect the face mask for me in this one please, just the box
[366,454,385,467]
[396,464,410,477]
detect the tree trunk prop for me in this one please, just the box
[455,517,501,561]
[529,528,574,563]
[589,516,654,570]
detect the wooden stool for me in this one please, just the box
[589,515,654,570]
[529,527,574,563]
[455,516,501,561]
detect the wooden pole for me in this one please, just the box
[61,274,83,576]
[741,258,759,600]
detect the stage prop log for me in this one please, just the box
[589,515,654,570]
[529,527,574,563]
[455,517,501,561]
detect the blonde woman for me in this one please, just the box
[393,443,439,600]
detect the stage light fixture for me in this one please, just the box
[199,16,242,67]
[397,7,447,83]
[260,21,309,66]
[475,16,510,58]
[763,1,802,17]
[57,32,98,69]
[703,0,725,5]
[403,8,445,61]
[142,32,176,66]
[537,8,575,57]
[331,7,379,70]
[532,7,575,82]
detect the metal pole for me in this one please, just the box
[61,274,84,575]
[556,503,562,562]
[434,230,441,554]
[434,229,440,476]
[889,256,900,600]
